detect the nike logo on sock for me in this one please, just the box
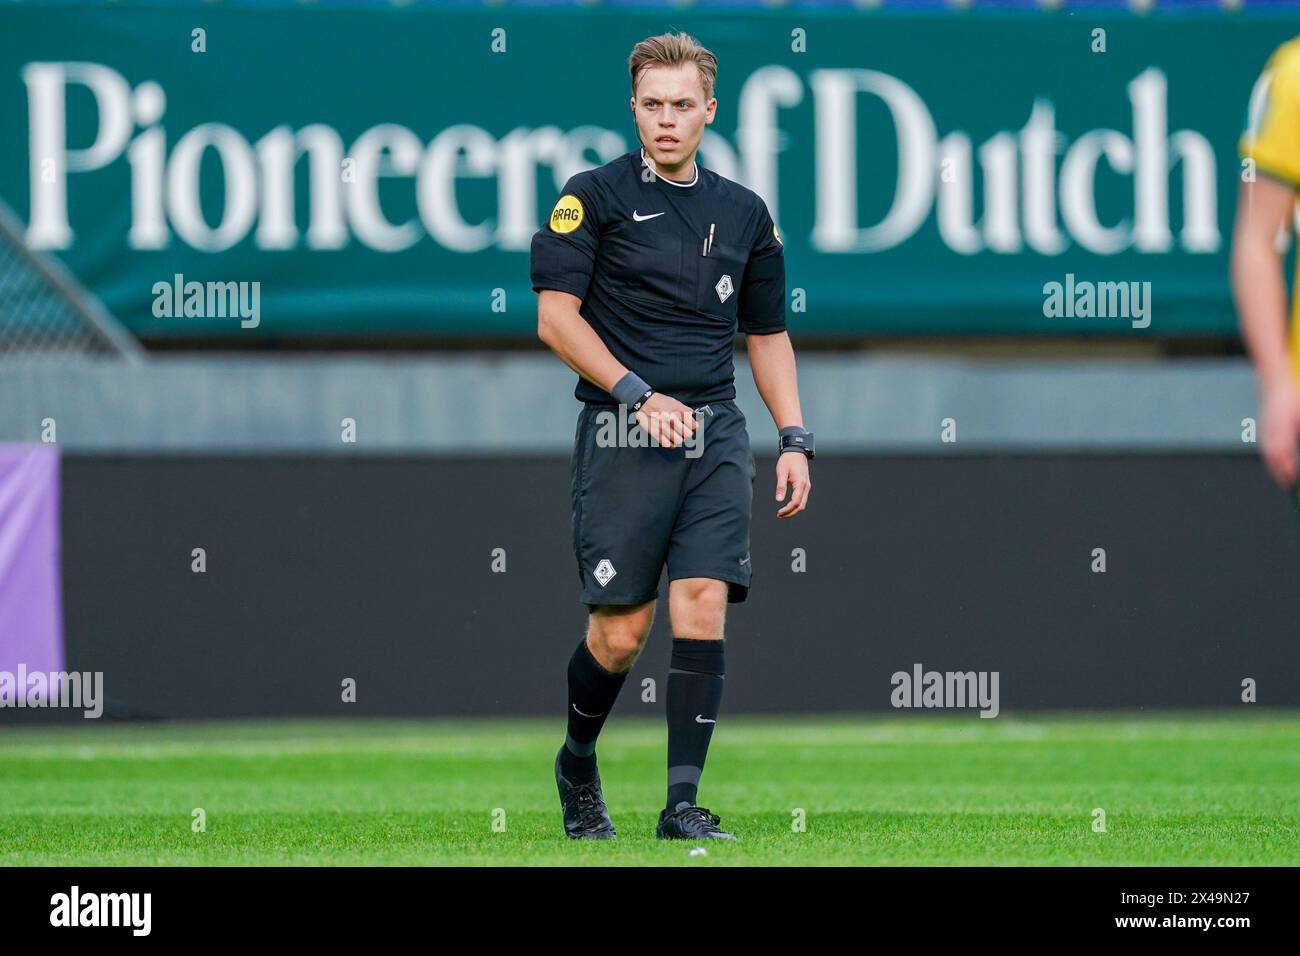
[572,704,604,718]
[695,715,716,724]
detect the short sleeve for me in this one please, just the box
[1241,48,1300,189]
[737,201,787,334]
[530,173,603,301]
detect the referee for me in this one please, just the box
[530,32,813,841]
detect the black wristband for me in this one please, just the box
[778,426,815,460]
[611,371,654,411]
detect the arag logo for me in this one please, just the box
[549,194,584,234]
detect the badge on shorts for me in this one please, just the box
[715,274,733,303]
[593,558,617,587]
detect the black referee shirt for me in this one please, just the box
[530,149,787,406]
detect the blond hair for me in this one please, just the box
[629,32,718,103]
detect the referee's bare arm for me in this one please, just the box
[747,330,811,517]
[537,289,697,448]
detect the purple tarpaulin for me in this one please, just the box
[0,444,64,686]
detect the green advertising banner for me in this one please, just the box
[0,4,1293,339]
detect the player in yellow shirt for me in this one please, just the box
[1232,36,1300,499]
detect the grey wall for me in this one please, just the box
[0,354,1262,453]
[4,451,1293,723]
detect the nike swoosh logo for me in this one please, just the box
[739,557,750,566]
[695,715,716,724]
[632,211,665,222]
[572,704,604,718]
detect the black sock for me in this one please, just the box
[665,637,725,812]
[560,637,628,782]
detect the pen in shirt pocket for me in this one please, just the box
[702,222,715,257]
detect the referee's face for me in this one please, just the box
[631,64,716,176]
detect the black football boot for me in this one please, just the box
[555,748,616,840]
[656,805,736,841]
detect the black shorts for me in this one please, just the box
[569,400,756,607]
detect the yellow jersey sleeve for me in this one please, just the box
[1241,37,1300,188]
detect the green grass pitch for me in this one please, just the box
[1,711,1297,866]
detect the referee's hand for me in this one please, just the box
[635,393,697,449]
[775,452,811,518]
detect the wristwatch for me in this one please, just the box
[778,426,815,460]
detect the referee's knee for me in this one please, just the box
[587,601,655,671]
[668,578,728,640]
